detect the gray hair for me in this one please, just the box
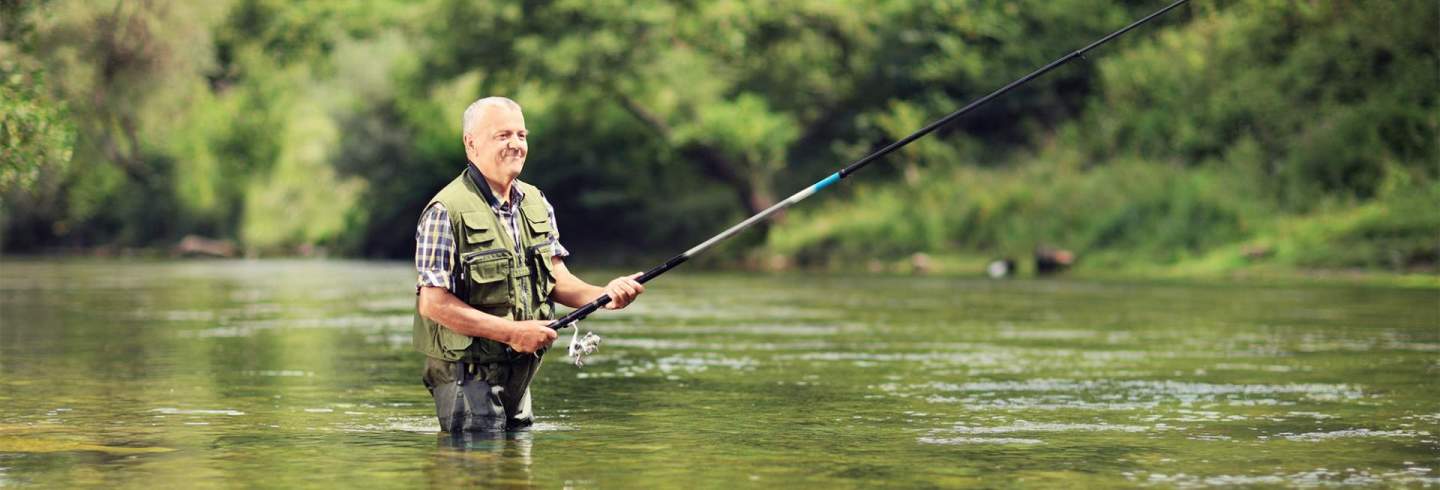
[461,96,522,136]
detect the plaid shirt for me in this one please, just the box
[415,175,568,293]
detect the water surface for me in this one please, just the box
[0,259,1436,487]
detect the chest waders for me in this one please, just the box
[414,170,558,432]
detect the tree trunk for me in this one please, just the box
[612,92,780,228]
[742,172,780,222]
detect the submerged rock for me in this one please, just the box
[987,258,1017,278]
[1034,246,1074,275]
[0,435,174,455]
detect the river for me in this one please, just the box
[0,258,1436,487]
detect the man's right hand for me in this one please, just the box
[507,320,558,353]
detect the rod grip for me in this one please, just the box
[548,295,610,330]
[503,298,609,355]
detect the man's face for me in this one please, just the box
[465,105,528,186]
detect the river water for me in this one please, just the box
[0,259,1436,487]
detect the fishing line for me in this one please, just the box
[558,0,1191,365]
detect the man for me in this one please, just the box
[413,96,644,432]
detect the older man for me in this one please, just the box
[413,96,644,432]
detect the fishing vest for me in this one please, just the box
[413,171,558,363]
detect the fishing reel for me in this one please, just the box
[566,322,603,367]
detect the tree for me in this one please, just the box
[1,0,75,250]
[411,0,1147,246]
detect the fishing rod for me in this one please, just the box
[550,0,1190,331]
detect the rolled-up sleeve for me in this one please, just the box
[415,203,456,293]
[539,194,569,258]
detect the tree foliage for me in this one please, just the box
[1,0,1434,272]
[1,0,76,248]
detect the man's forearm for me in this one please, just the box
[418,286,515,343]
[552,280,606,309]
[546,256,644,310]
[548,255,605,308]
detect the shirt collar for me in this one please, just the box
[465,164,525,209]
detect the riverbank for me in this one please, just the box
[729,249,1437,289]
[4,250,1435,291]
[761,156,1438,290]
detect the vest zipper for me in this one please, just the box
[460,248,509,262]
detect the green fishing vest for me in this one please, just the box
[413,171,559,363]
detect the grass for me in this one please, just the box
[764,157,1438,288]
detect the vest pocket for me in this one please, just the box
[523,212,552,236]
[460,211,498,245]
[530,243,556,298]
[464,251,512,307]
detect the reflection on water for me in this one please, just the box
[0,258,1437,487]
[433,431,535,487]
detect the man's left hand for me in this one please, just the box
[602,272,645,309]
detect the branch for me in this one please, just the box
[611,88,673,140]
[607,85,775,214]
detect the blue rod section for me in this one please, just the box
[811,172,842,193]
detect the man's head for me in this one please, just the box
[462,97,527,186]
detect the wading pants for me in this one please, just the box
[423,354,543,432]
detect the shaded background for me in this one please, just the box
[1,0,1436,275]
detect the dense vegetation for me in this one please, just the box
[2,0,1435,276]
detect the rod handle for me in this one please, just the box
[548,295,609,330]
